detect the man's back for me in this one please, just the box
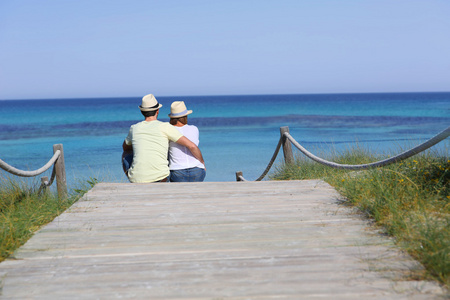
[125,120,182,183]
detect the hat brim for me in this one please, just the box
[168,110,193,118]
[139,104,163,112]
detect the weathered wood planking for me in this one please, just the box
[0,180,446,299]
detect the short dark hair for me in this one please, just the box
[141,109,158,118]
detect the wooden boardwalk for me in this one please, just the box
[0,180,446,299]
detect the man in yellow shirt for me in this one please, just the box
[122,94,205,183]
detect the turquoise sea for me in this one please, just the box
[1,92,449,188]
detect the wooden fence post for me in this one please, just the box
[280,126,294,165]
[53,144,67,199]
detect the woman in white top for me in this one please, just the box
[168,101,206,182]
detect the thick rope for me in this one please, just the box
[37,165,57,194]
[44,166,57,186]
[255,137,283,181]
[0,150,61,177]
[238,136,283,181]
[284,126,450,170]
[237,126,450,181]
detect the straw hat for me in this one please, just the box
[139,94,163,111]
[168,101,193,118]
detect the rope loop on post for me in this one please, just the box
[236,136,283,181]
[44,166,57,186]
[236,126,450,181]
[283,126,450,170]
[1,145,67,199]
[0,150,61,177]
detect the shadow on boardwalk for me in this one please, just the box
[0,180,447,299]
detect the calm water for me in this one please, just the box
[1,92,449,188]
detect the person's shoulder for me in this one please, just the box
[159,120,174,128]
[186,124,199,133]
[160,121,181,132]
[185,124,198,130]
[131,120,145,128]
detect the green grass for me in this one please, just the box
[270,147,449,287]
[0,176,96,262]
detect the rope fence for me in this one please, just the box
[0,144,67,198]
[236,126,450,181]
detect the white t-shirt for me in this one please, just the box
[168,125,205,170]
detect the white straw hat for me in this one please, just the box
[168,101,193,118]
[139,94,163,111]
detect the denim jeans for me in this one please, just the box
[169,167,206,182]
[122,152,133,173]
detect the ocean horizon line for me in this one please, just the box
[1,90,450,102]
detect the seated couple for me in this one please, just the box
[122,94,206,183]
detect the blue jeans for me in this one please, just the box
[170,167,206,182]
[122,152,133,174]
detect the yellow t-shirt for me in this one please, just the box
[125,120,183,183]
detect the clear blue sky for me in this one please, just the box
[1,0,449,100]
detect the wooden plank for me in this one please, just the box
[0,180,446,299]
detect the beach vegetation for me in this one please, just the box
[0,175,96,262]
[270,147,449,287]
